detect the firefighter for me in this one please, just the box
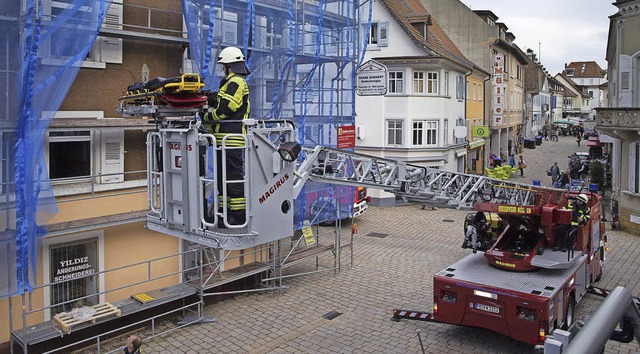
[554,193,590,252]
[204,46,251,226]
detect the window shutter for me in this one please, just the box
[378,21,388,47]
[100,131,124,183]
[97,1,123,64]
[619,54,632,107]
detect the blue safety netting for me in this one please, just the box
[182,0,366,229]
[0,0,110,297]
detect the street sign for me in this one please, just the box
[473,126,489,137]
[454,126,467,139]
[356,60,387,96]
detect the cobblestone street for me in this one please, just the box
[100,135,638,354]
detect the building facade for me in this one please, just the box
[355,0,474,205]
[418,0,527,162]
[596,0,640,233]
[564,61,607,119]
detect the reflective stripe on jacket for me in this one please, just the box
[565,202,591,226]
[204,73,250,146]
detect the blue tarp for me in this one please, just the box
[1,0,110,297]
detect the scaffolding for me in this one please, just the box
[3,0,364,352]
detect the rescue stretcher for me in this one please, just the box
[116,73,209,119]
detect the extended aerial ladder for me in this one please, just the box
[134,121,568,251]
[116,75,569,251]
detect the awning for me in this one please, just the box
[598,134,616,143]
[468,139,485,149]
[554,120,575,125]
[587,136,603,147]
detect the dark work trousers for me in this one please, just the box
[216,148,245,222]
[556,224,577,250]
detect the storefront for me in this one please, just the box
[44,231,103,318]
[467,139,485,175]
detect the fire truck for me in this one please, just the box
[394,189,607,346]
[118,74,606,345]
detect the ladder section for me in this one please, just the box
[301,147,566,210]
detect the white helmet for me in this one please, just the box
[577,194,588,203]
[217,47,245,64]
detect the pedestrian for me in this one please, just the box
[554,170,570,188]
[554,194,590,252]
[124,335,143,354]
[576,134,581,147]
[203,46,251,227]
[508,154,516,168]
[518,155,526,177]
[549,162,560,183]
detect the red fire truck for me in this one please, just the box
[395,189,606,346]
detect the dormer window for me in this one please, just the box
[566,68,575,76]
[412,22,428,40]
[407,13,431,41]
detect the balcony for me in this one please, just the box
[595,107,640,140]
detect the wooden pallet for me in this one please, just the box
[53,303,122,332]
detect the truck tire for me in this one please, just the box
[563,295,576,330]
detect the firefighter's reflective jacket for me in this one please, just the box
[204,73,250,147]
[566,201,591,226]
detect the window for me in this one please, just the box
[444,72,449,96]
[472,82,476,101]
[631,142,639,193]
[388,71,404,93]
[517,64,522,80]
[49,238,99,316]
[443,119,449,145]
[414,71,425,94]
[365,21,388,47]
[48,131,92,179]
[466,79,470,100]
[42,0,123,68]
[266,80,287,103]
[387,120,403,146]
[566,68,575,76]
[427,72,439,94]
[455,75,464,99]
[426,121,438,145]
[412,121,424,146]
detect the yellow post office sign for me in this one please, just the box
[473,126,489,138]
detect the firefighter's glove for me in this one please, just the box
[207,91,219,107]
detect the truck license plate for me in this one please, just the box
[472,302,500,314]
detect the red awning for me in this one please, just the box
[587,137,603,147]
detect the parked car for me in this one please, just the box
[575,152,590,164]
[583,126,597,139]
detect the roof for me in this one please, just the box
[564,61,606,78]
[556,72,590,98]
[378,0,473,70]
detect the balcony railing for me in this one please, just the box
[595,107,640,140]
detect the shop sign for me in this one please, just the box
[473,126,489,137]
[468,139,485,149]
[337,125,356,149]
[54,256,95,282]
[356,60,387,96]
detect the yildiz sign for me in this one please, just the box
[356,59,387,96]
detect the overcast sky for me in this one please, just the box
[459,0,618,75]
